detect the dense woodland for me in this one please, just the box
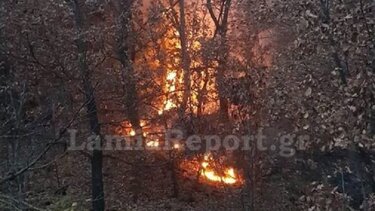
[0,0,374,210]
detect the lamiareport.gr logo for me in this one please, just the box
[67,128,308,157]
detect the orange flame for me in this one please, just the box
[200,154,238,184]
[129,129,136,136]
[159,71,178,115]
[146,140,159,148]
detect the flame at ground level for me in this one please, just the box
[200,167,237,184]
[200,154,239,185]
[117,121,240,185]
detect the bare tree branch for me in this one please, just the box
[0,99,88,185]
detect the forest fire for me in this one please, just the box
[117,120,241,185]
[116,120,148,137]
[200,154,239,185]
[5,0,375,210]
[159,71,178,115]
[114,0,239,191]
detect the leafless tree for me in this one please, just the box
[206,0,232,120]
[68,0,105,210]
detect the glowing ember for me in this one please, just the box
[146,140,159,148]
[200,154,238,184]
[129,129,136,136]
[140,120,147,127]
[117,120,151,137]
[159,71,178,114]
[173,143,180,149]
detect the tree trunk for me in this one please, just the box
[178,0,191,117]
[115,0,141,134]
[114,0,144,201]
[207,0,232,120]
[69,1,105,210]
